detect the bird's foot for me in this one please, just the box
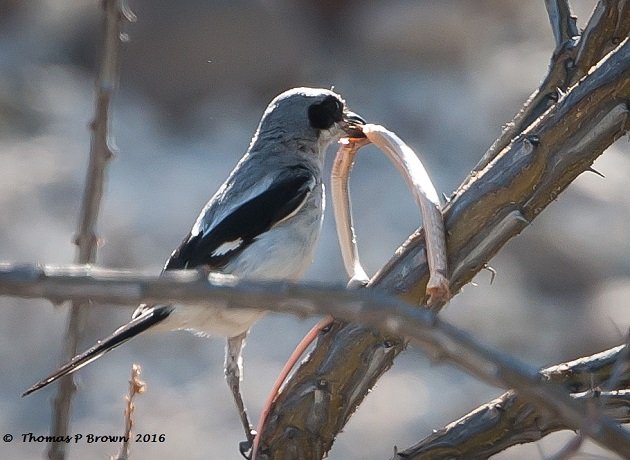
[239,430,257,459]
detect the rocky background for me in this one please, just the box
[1,1,628,458]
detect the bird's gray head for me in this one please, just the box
[251,87,365,158]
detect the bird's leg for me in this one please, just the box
[225,332,256,456]
[252,136,373,451]
[252,316,334,457]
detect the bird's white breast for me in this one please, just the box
[162,183,325,337]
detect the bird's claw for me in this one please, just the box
[239,430,257,459]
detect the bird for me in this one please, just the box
[23,87,366,451]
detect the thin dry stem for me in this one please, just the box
[111,364,146,460]
[48,1,132,459]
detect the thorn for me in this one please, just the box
[104,145,116,160]
[586,166,605,178]
[120,0,137,22]
[514,210,530,225]
[525,134,540,146]
[239,438,252,459]
[483,264,497,284]
[49,296,67,307]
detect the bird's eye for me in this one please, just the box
[308,96,344,130]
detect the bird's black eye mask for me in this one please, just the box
[308,96,343,130]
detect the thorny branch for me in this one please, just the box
[388,2,630,457]
[48,2,133,460]
[392,346,630,459]
[474,0,628,173]
[3,263,630,457]
[6,1,628,459]
[257,12,630,460]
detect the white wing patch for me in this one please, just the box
[211,238,244,257]
[273,188,311,227]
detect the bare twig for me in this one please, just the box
[257,33,630,459]
[4,263,630,457]
[110,364,146,460]
[0,263,399,313]
[48,2,133,459]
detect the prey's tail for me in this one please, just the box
[23,305,174,397]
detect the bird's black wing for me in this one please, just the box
[165,165,316,271]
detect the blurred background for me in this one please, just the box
[1,0,628,458]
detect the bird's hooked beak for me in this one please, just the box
[341,110,367,139]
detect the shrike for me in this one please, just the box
[24,87,365,449]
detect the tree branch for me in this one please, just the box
[388,5,630,453]
[392,346,630,459]
[474,0,577,173]
[474,0,626,173]
[0,264,399,313]
[571,0,630,86]
[545,0,578,50]
[3,263,630,457]
[256,32,630,460]
[542,344,630,392]
[48,2,133,459]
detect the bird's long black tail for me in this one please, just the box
[23,305,174,397]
